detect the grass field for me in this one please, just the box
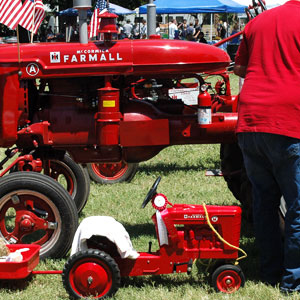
[0,144,298,300]
[0,74,298,299]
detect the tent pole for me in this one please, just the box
[210,14,213,42]
[168,14,169,38]
[226,13,228,38]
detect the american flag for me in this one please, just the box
[89,0,108,39]
[18,0,45,34]
[0,0,23,30]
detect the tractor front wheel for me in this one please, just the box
[62,249,121,299]
[0,172,78,259]
[43,154,90,213]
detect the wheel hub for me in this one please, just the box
[20,215,34,231]
[73,262,110,293]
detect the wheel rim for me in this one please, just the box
[216,270,242,293]
[69,257,113,298]
[0,190,62,257]
[91,162,129,180]
[45,160,77,199]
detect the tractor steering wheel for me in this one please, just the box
[141,176,161,208]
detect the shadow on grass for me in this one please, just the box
[121,272,208,290]
[0,274,34,291]
[137,160,221,176]
[123,222,156,239]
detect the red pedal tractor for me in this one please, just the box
[62,177,245,298]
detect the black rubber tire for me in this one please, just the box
[220,143,253,220]
[44,154,90,213]
[85,162,138,184]
[0,172,78,259]
[62,249,121,299]
[211,264,245,293]
[11,152,90,213]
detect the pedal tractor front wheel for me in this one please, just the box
[211,264,245,293]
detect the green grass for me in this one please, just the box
[0,144,298,300]
[0,74,296,299]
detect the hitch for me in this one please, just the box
[173,259,193,274]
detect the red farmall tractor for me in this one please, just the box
[0,5,242,258]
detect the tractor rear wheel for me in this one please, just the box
[0,172,78,259]
[220,143,286,225]
[220,143,253,220]
[85,162,138,184]
[62,249,120,299]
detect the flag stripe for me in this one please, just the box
[19,0,45,34]
[0,0,45,32]
[0,0,22,29]
[89,0,108,39]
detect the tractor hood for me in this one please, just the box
[0,39,230,79]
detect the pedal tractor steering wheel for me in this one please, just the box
[141,176,161,208]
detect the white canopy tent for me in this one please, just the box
[234,0,287,8]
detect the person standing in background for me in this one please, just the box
[168,19,178,39]
[234,0,300,293]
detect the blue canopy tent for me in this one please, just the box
[138,0,245,41]
[138,0,246,14]
[58,3,136,16]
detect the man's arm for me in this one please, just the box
[234,65,247,78]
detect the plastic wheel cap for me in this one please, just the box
[71,261,112,297]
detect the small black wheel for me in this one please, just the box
[85,162,138,184]
[211,264,245,293]
[141,176,161,208]
[0,172,78,259]
[62,249,121,299]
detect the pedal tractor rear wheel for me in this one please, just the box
[63,249,121,299]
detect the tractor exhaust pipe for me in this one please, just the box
[73,0,92,44]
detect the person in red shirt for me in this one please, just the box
[234,0,300,293]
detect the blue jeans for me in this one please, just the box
[238,132,300,292]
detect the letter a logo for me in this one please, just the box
[26,63,39,76]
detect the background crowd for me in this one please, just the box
[114,17,241,45]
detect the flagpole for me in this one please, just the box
[30,2,36,43]
[16,26,21,65]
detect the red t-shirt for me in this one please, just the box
[235,1,300,139]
